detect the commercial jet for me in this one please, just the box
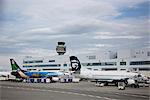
[10,59,63,79]
[10,56,145,86]
[0,71,11,77]
[70,56,145,87]
[0,71,16,80]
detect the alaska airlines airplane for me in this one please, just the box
[70,56,144,87]
[10,59,63,79]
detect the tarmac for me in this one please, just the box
[0,81,149,100]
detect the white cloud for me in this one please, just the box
[103,0,147,8]
[0,36,18,47]
[22,27,55,35]
[93,35,142,39]
[95,44,114,47]
[95,32,113,35]
[20,48,56,57]
[66,48,95,56]
[0,0,149,68]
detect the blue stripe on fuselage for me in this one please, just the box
[24,72,59,78]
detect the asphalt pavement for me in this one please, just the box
[0,81,149,100]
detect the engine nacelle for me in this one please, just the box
[127,79,135,85]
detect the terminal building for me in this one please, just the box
[78,48,150,76]
[22,42,150,76]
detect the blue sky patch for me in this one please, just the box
[117,1,149,19]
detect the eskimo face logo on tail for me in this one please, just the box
[70,56,81,71]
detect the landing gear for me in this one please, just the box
[95,82,105,87]
[130,83,139,88]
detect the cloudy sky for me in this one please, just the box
[0,0,149,70]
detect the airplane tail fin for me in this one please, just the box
[10,59,28,79]
[70,56,81,72]
[10,59,22,71]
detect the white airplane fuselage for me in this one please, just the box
[80,69,139,82]
[0,71,11,77]
[0,71,16,80]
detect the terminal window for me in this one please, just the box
[120,62,126,65]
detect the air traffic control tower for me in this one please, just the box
[56,42,66,55]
